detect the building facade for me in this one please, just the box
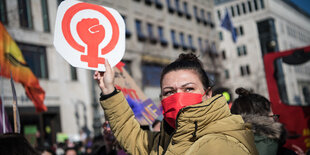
[0,0,219,144]
[215,0,310,105]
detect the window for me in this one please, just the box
[183,2,191,19]
[217,10,221,20]
[219,31,223,41]
[248,1,252,12]
[142,63,163,87]
[246,65,251,74]
[240,66,244,76]
[158,26,168,46]
[254,0,259,10]
[211,42,217,54]
[224,69,229,79]
[18,0,33,29]
[236,4,241,16]
[193,6,200,23]
[204,40,210,53]
[237,45,247,56]
[188,35,196,52]
[222,50,226,59]
[237,46,241,56]
[135,20,146,41]
[18,43,48,79]
[41,0,50,32]
[122,15,132,38]
[239,26,244,36]
[242,3,247,14]
[175,0,183,16]
[145,0,152,5]
[147,23,157,44]
[200,9,207,25]
[230,6,235,17]
[154,0,163,9]
[166,0,174,13]
[179,32,188,50]
[198,37,203,53]
[260,0,265,9]
[0,0,8,24]
[240,65,251,76]
[243,45,247,55]
[171,30,179,48]
[70,66,77,81]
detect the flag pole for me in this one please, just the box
[10,72,20,133]
[0,66,6,133]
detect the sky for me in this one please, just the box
[289,0,310,15]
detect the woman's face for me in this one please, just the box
[161,69,211,100]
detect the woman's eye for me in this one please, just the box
[185,88,194,92]
[164,91,173,96]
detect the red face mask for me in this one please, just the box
[161,92,204,129]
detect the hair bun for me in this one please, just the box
[177,53,198,62]
[235,87,250,96]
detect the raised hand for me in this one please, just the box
[77,18,105,68]
[93,60,115,95]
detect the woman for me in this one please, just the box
[231,87,283,155]
[94,53,258,154]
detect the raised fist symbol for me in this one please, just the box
[77,18,105,45]
[76,18,105,68]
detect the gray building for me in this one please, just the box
[0,0,220,144]
[215,0,310,105]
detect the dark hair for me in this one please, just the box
[160,53,211,90]
[231,87,271,116]
[65,147,77,155]
[0,133,40,155]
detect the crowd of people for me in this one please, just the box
[1,53,309,155]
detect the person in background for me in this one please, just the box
[94,53,258,154]
[231,87,290,155]
[64,147,78,155]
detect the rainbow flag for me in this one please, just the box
[0,23,46,112]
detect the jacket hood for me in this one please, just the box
[160,94,257,154]
[241,114,282,140]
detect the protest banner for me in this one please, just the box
[54,0,125,71]
[114,63,162,125]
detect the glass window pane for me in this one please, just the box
[18,43,48,79]
[242,3,247,14]
[236,5,241,16]
[254,0,259,10]
[70,66,78,81]
[142,63,162,87]
[18,0,33,29]
[248,1,252,12]
[41,0,50,32]
[217,10,221,20]
[230,6,235,17]
[260,0,265,9]
[0,0,8,24]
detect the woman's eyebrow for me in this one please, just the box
[181,82,195,88]
[162,86,174,90]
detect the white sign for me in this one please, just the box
[54,0,125,71]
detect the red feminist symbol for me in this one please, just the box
[62,3,119,68]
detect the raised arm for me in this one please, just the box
[94,60,159,155]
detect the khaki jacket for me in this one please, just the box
[100,91,258,155]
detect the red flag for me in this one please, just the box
[0,23,46,112]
